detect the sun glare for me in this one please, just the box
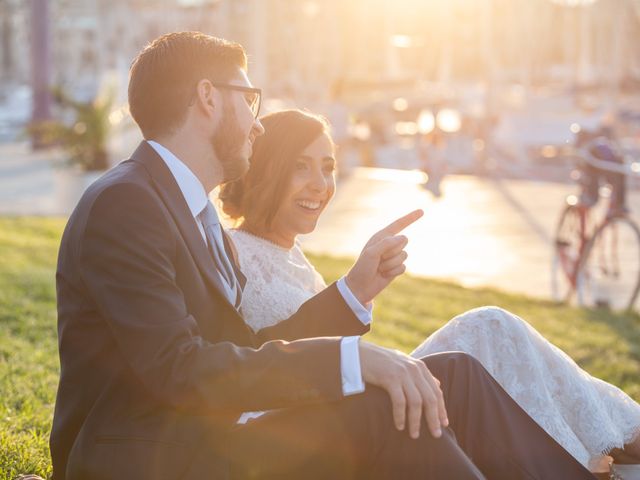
[550,0,598,5]
[393,97,409,112]
[390,34,413,48]
[395,121,418,136]
[418,110,435,134]
[436,109,461,133]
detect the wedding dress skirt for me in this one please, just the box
[411,306,640,467]
[228,229,640,468]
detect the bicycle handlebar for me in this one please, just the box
[573,146,640,177]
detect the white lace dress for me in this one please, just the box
[229,230,326,332]
[228,229,640,468]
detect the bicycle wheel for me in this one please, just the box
[576,216,640,311]
[551,204,587,303]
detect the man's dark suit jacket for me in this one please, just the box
[51,141,369,480]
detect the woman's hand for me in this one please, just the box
[345,209,423,305]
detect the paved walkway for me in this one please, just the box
[0,126,141,216]
[301,168,564,297]
[2,139,639,306]
[301,168,640,308]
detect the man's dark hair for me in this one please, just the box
[128,31,247,139]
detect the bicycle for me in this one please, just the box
[551,140,640,311]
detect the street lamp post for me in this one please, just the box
[1,0,14,82]
[30,0,52,149]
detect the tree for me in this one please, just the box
[28,86,114,171]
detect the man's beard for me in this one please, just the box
[211,98,249,183]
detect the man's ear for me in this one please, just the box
[194,79,216,116]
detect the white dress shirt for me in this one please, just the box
[147,140,372,401]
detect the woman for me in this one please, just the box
[219,109,640,474]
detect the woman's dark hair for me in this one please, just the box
[128,31,246,139]
[219,109,332,232]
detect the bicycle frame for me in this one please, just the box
[553,146,640,309]
[556,203,591,290]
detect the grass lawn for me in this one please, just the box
[1,216,639,479]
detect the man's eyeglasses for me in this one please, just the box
[210,83,262,119]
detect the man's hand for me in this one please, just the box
[345,209,423,305]
[359,340,448,439]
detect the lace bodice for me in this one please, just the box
[227,229,326,332]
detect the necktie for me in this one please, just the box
[198,201,242,310]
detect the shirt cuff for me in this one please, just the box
[340,336,365,396]
[336,276,373,326]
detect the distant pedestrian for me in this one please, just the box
[419,127,447,198]
[324,78,353,174]
[575,126,627,217]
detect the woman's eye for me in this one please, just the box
[295,160,309,170]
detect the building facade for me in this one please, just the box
[0,0,638,108]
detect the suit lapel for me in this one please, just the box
[130,141,239,314]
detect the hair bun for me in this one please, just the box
[219,179,245,220]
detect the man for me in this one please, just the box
[51,32,594,479]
